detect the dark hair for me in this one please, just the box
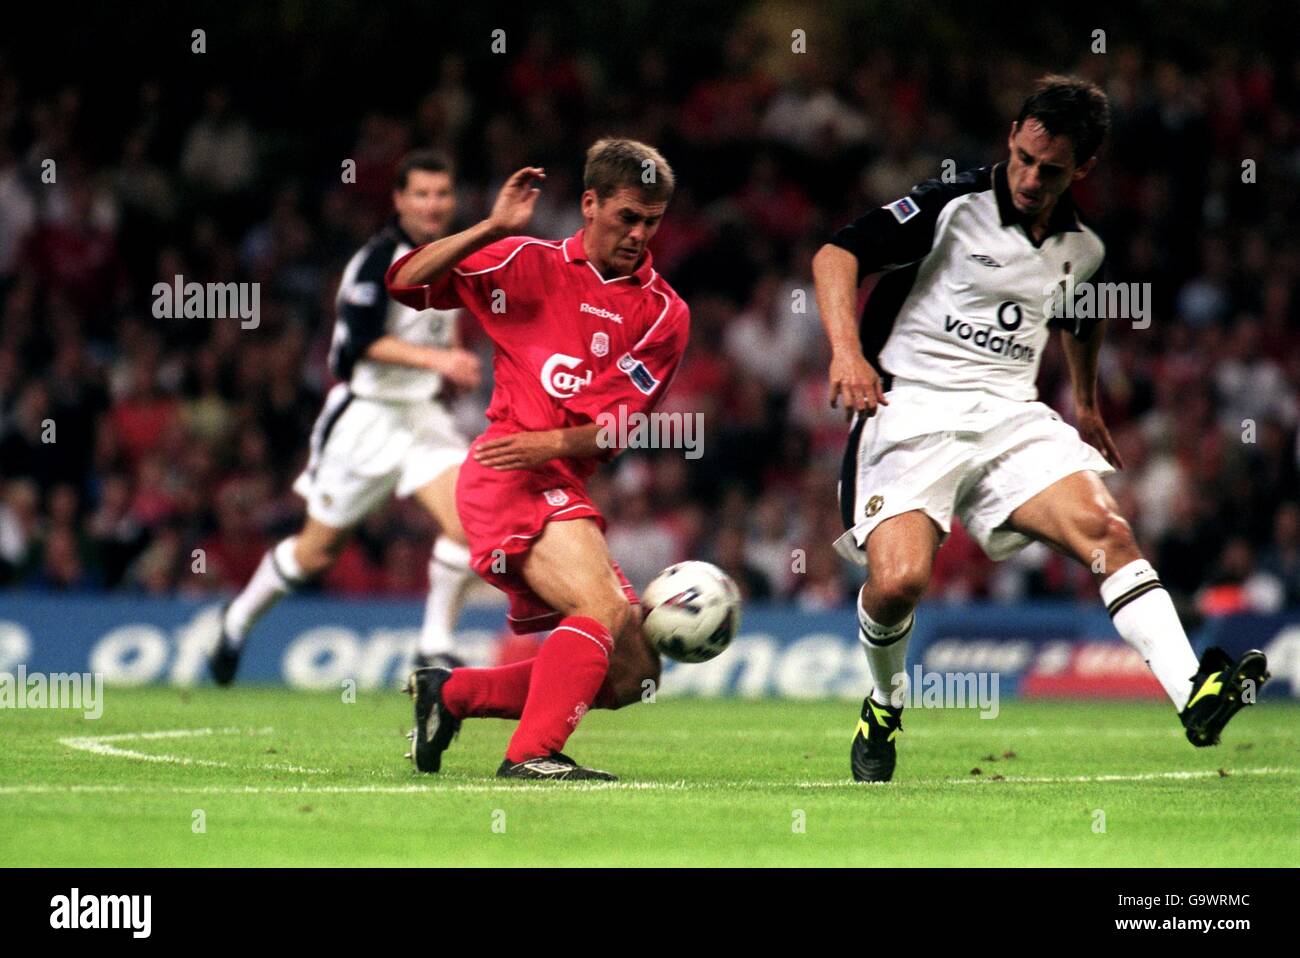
[583,138,675,203]
[394,149,453,191]
[1015,75,1110,163]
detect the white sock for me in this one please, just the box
[417,537,473,658]
[224,538,307,647]
[1100,559,1200,710]
[858,592,915,709]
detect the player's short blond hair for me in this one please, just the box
[583,138,675,204]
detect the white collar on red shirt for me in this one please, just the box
[562,228,657,286]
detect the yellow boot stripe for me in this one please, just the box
[854,706,901,742]
[1186,670,1224,710]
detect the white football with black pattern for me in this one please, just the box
[641,561,741,664]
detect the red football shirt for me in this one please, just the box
[386,228,690,487]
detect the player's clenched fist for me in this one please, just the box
[429,348,482,389]
[828,349,889,420]
[488,167,546,237]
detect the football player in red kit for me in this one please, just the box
[386,139,689,780]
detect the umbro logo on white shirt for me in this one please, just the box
[580,303,623,324]
[969,253,1004,267]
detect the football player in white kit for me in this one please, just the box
[812,76,1269,781]
[210,150,482,684]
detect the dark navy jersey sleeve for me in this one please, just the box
[829,167,992,283]
[331,233,398,380]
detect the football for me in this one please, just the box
[641,561,742,663]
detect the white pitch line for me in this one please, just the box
[637,727,1199,740]
[77,726,274,742]
[43,726,1300,792]
[2,767,1296,796]
[57,727,331,775]
[945,766,1300,785]
[837,726,1189,739]
[0,781,679,795]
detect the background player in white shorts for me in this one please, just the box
[209,150,482,684]
[812,75,1269,781]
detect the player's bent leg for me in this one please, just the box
[411,468,473,669]
[412,463,467,545]
[408,492,641,775]
[1005,470,1141,573]
[519,518,633,635]
[1007,470,1269,743]
[1008,471,1196,705]
[434,623,656,728]
[293,517,352,576]
[861,510,942,625]
[494,519,627,780]
[209,518,349,686]
[420,605,654,775]
[597,610,661,709]
[852,510,941,783]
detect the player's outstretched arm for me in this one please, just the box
[1060,322,1123,469]
[812,243,888,419]
[389,166,546,291]
[363,336,481,388]
[472,424,605,471]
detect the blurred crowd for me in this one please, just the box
[2,12,1299,622]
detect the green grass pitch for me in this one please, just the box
[2,687,1296,867]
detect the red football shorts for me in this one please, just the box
[456,455,638,634]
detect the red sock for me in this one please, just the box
[441,660,534,720]
[505,616,612,763]
[443,657,622,719]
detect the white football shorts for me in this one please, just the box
[293,383,469,528]
[834,379,1114,569]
